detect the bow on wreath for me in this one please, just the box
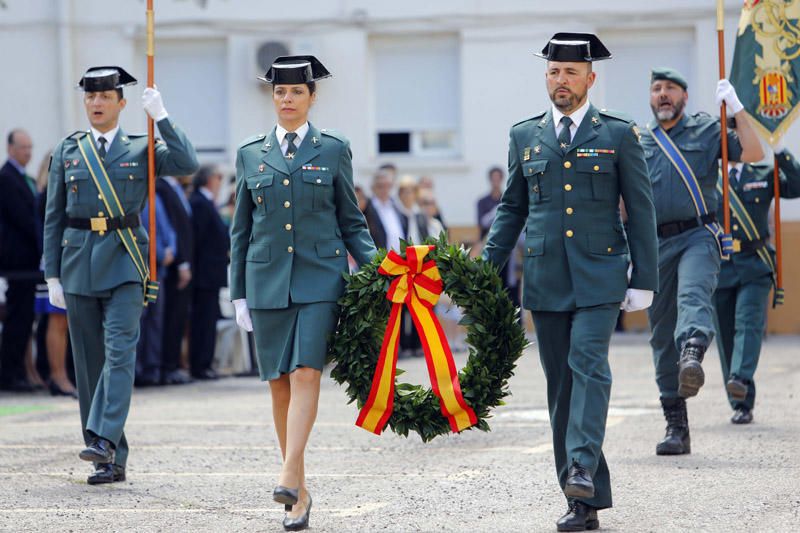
[356,245,478,435]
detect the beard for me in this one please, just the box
[550,86,586,113]
[652,98,685,122]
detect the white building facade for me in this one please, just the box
[3,0,797,227]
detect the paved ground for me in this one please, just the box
[0,333,798,532]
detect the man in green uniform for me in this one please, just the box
[43,67,198,484]
[714,141,800,424]
[641,68,764,455]
[483,34,658,532]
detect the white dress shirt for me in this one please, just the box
[552,99,591,142]
[371,196,405,252]
[276,122,309,156]
[91,125,119,152]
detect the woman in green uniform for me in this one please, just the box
[229,56,376,531]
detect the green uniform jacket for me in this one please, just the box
[229,123,376,310]
[641,112,743,224]
[483,104,659,311]
[717,150,800,289]
[43,119,199,296]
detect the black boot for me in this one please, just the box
[678,337,707,398]
[556,500,599,532]
[656,397,690,455]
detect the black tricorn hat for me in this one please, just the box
[78,66,138,92]
[258,55,332,84]
[535,33,612,62]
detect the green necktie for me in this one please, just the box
[285,132,298,158]
[557,116,573,151]
[98,136,107,159]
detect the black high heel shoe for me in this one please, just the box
[49,380,78,399]
[273,485,299,506]
[283,494,312,531]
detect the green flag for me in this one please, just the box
[730,1,800,144]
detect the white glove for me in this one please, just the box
[772,137,786,154]
[46,278,66,309]
[621,289,654,312]
[716,79,744,114]
[233,298,253,332]
[142,86,169,121]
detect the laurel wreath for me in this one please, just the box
[329,234,528,442]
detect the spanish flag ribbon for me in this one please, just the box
[356,245,478,435]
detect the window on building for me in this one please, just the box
[371,34,461,158]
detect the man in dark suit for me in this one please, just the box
[362,168,408,251]
[157,175,194,385]
[0,129,40,392]
[189,165,230,380]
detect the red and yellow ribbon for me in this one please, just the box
[356,245,478,435]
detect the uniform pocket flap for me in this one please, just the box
[114,167,145,180]
[576,158,613,174]
[245,174,274,189]
[61,227,87,248]
[522,160,548,176]
[524,234,545,256]
[587,233,628,255]
[315,239,345,258]
[64,170,90,182]
[302,172,333,186]
[246,243,271,262]
[677,142,704,152]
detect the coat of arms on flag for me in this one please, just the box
[730,0,800,144]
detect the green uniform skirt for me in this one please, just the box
[250,302,340,381]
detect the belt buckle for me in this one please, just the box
[732,239,742,253]
[90,217,108,233]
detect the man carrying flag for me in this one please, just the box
[641,68,763,457]
[716,0,800,425]
[43,66,198,484]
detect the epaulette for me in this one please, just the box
[598,108,634,123]
[512,112,546,128]
[238,133,267,149]
[67,130,88,141]
[126,133,147,138]
[319,128,347,143]
[692,111,713,120]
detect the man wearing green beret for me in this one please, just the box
[484,33,658,531]
[43,66,198,484]
[714,141,800,425]
[641,67,763,455]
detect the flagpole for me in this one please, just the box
[146,0,157,282]
[773,156,784,305]
[717,0,732,236]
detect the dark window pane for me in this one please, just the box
[378,132,410,153]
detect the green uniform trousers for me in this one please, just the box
[648,228,720,399]
[713,274,771,411]
[64,282,143,467]
[531,303,620,510]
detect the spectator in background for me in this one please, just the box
[397,176,427,244]
[417,187,444,238]
[135,193,176,387]
[354,184,368,212]
[477,166,505,240]
[0,129,39,392]
[33,151,76,397]
[418,175,447,230]
[363,167,407,251]
[189,165,230,380]
[157,174,194,385]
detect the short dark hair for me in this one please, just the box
[193,164,220,189]
[116,88,124,100]
[273,82,316,95]
[488,166,504,180]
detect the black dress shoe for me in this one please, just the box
[564,461,594,499]
[731,407,753,425]
[163,369,194,385]
[726,378,748,401]
[678,338,707,398]
[656,397,691,455]
[48,380,78,399]
[273,485,299,506]
[79,437,115,463]
[192,368,219,380]
[134,375,161,388]
[556,500,599,532]
[87,463,126,485]
[283,494,312,531]
[0,378,34,392]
